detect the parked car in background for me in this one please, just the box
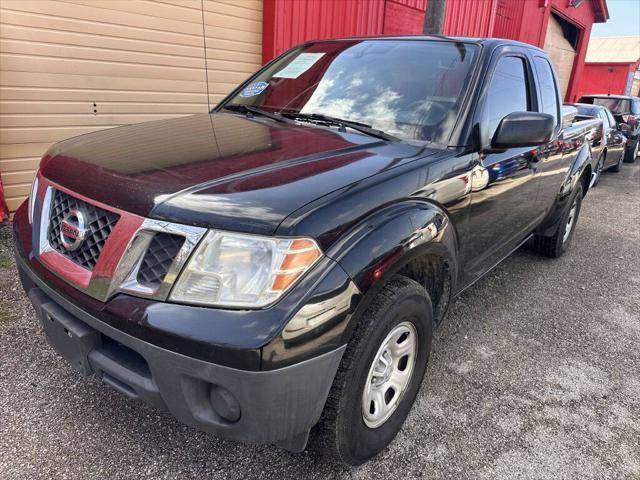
[569,103,627,182]
[578,94,640,162]
[14,37,600,465]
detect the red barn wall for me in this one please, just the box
[443,0,496,37]
[262,0,427,63]
[262,0,386,63]
[579,62,640,97]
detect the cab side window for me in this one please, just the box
[534,57,560,125]
[484,56,530,142]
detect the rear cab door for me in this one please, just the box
[528,53,565,213]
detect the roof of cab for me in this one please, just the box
[309,35,546,54]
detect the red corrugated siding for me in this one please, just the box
[579,62,639,97]
[493,0,524,40]
[391,0,426,9]
[383,0,425,34]
[262,0,386,63]
[443,0,497,38]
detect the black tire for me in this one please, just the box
[610,152,624,172]
[592,154,604,186]
[316,275,433,465]
[532,183,583,258]
[623,139,638,163]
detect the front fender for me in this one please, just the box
[326,200,458,296]
[261,200,458,369]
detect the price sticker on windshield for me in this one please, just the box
[273,53,325,79]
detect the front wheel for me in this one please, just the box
[316,276,433,465]
[532,183,583,258]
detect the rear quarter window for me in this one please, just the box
[534,57,560,125]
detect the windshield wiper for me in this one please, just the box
[222,104,288,123]
[281,112,399,142]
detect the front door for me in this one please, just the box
[462,54,542,285]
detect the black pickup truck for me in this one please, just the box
[14,37,600,465]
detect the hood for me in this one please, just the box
[41,113,431,235]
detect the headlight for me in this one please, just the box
[28,175,39,224]
[170,230,322,308]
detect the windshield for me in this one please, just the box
[584,97,632,115]
[221,40,479,143]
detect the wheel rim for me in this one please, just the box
[634,142,639,158]
[362,321,417,428]
[563,200,578,243]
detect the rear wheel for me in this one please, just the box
[532,183,583,258]
[316,276,433,465]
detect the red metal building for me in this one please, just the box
[581,61,640,97]
[262,0,609,101]
[578,36,640,97]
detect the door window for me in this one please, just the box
[605,109,617,128]
[534,57,560,125]
[484,56,531,141]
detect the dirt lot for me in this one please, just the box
[1,162,639,480]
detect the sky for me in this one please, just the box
[591,0,640,37]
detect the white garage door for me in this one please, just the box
[0,0,262,212]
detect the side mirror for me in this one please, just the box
[491,112,555,149]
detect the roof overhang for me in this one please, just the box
[591,0,609,23]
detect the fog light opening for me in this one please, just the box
[209,385,241,423]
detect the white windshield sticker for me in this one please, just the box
[273,53,325,79]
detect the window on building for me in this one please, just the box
[484,56,530,141]
[534,57,560,125]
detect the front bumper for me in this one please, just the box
[17,251,345,451]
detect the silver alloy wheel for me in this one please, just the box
[362,321,417,428]
[563,199,578,243]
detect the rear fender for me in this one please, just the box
[564,143,593,197]
[538,143,591,236]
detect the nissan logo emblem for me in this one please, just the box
[60,208,88,251]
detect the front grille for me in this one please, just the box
[136,233,185,288]
[47,189,120,270]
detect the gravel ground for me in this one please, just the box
[1,162,639,480]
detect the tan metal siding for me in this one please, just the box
[0,0,263,212]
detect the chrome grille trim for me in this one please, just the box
[34,185,207,303]
[116,219,206,301]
